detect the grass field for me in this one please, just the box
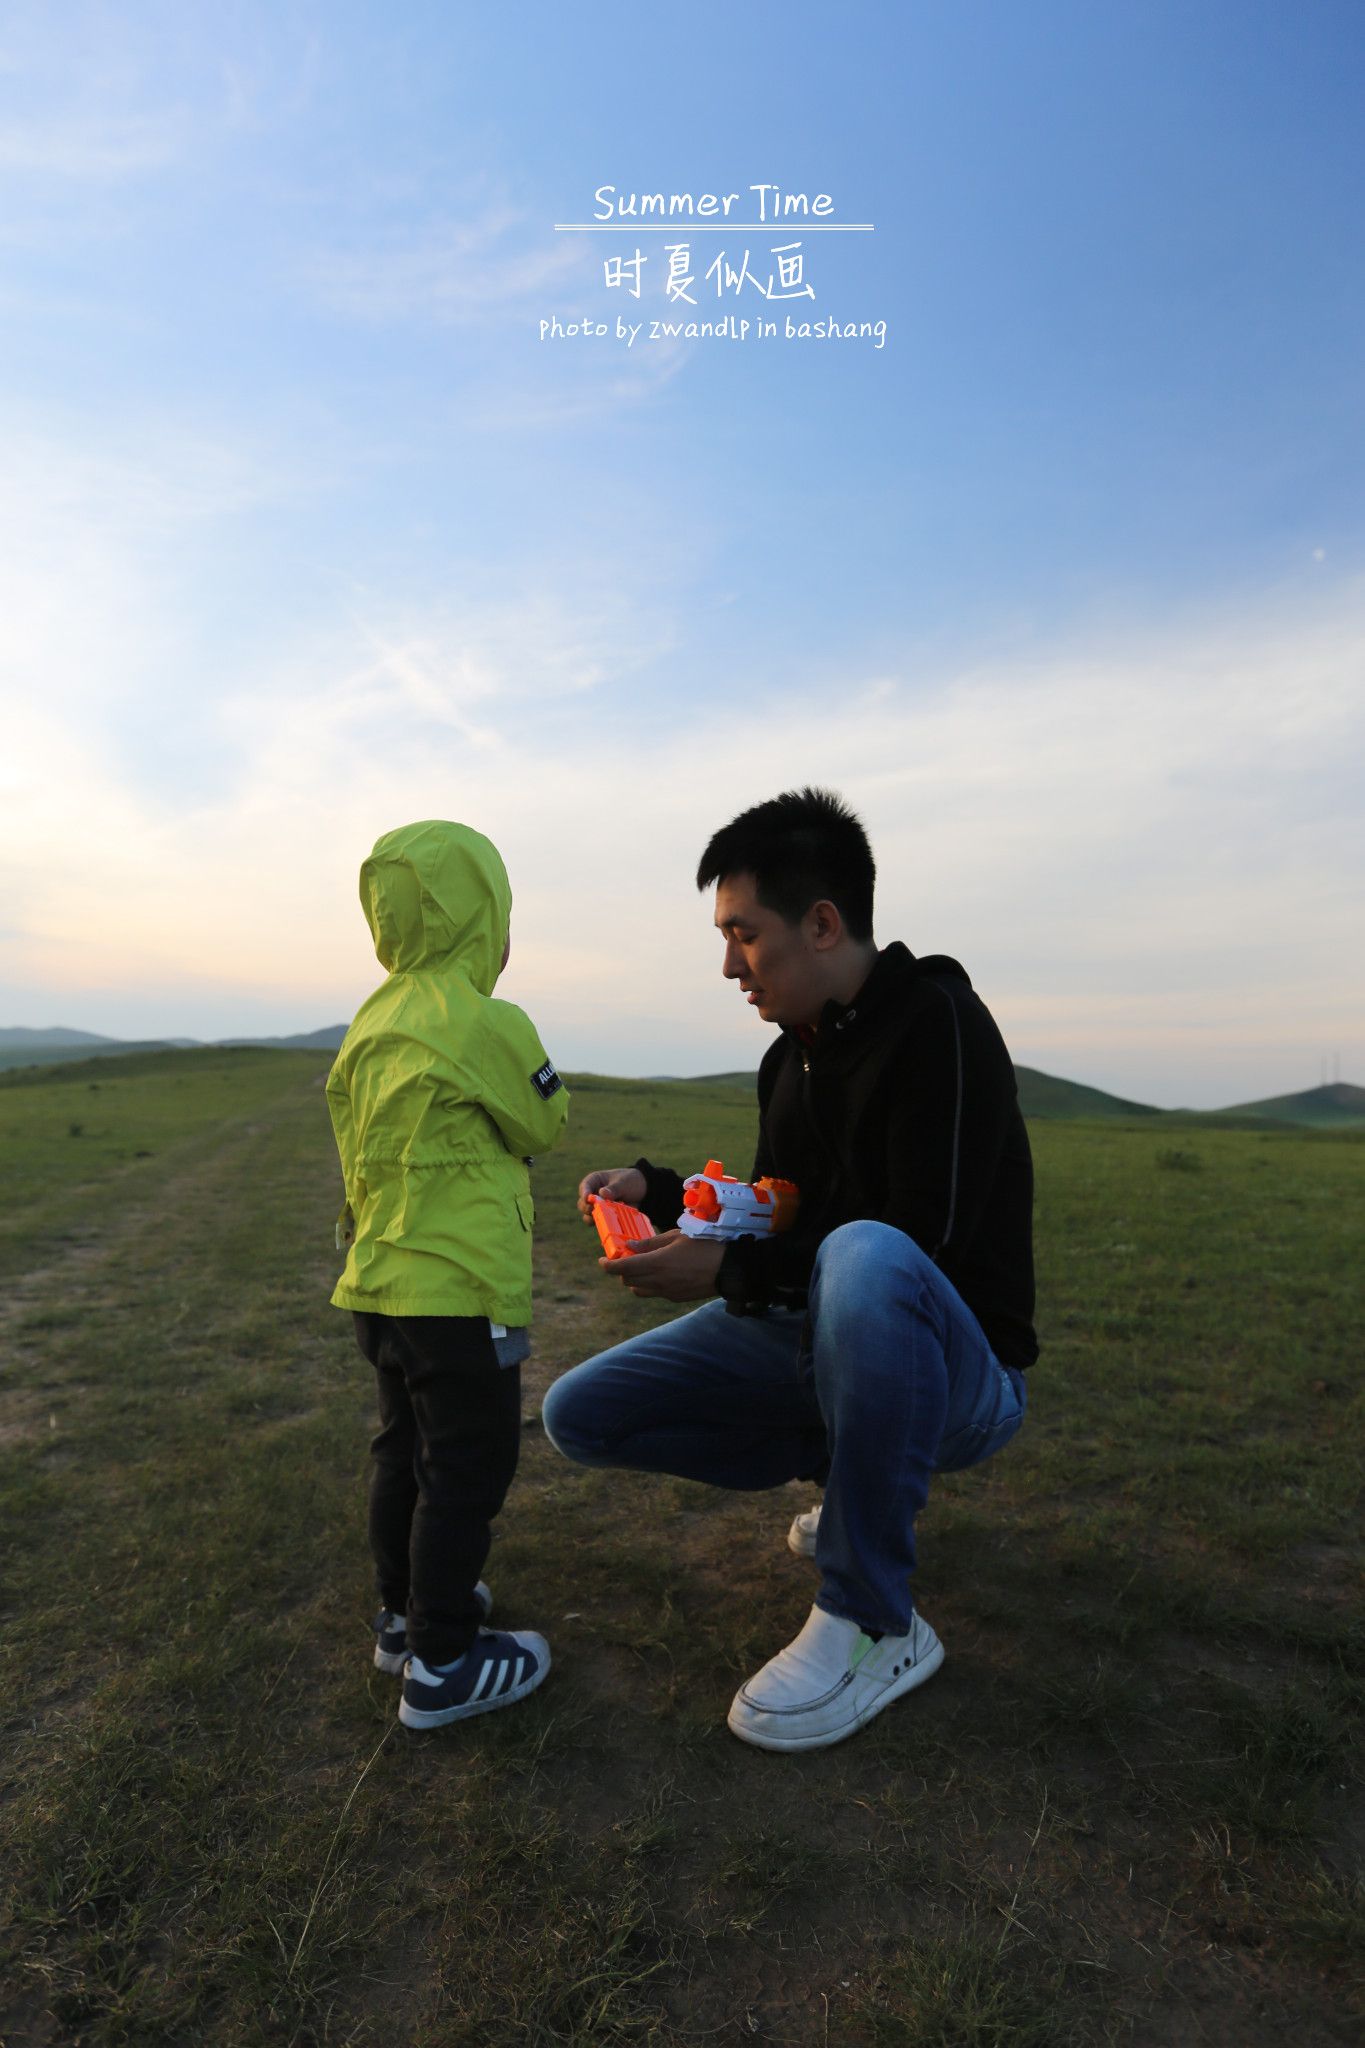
[0,1048,1361,2047]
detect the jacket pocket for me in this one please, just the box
[516,1193,535,1231]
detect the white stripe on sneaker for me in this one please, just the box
[397,1631,551,1730]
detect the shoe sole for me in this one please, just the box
[726,1637,945,1752]
[398,1649,551,1730]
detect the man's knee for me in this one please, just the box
[812,1219,933,1300]
[541,1362,608,1466]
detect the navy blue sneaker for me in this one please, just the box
[372,1581,492,1675]
[399,1627,551,1728]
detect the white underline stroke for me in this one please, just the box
[555,222,875,232]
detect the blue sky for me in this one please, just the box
[1,1,1361,1105]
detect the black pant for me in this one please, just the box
[352,1312,522,1666]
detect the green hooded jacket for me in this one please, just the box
[326,820,569,1321]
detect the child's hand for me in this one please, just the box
[577,1167,648,1219]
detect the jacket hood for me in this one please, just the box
[359,820,511,994]
[913,949,971,986]
[810,942,973,1042]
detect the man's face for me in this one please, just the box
[714,872,826,1031]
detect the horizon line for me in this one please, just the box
[0,1026,1357,1115]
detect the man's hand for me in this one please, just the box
[577,1166,648,1220]
[603,1229,724,1301]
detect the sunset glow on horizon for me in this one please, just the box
[3,3,1362,1108]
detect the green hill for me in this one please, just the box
[0,1036,186,1073]
[1012,1065,1161,1120]
[0,1026,119,1047]
[669,1065,1165,1121]
[215,1026,349,1052]
[1208,1082,1365,1129]
[671,1070,759,1089]
[0,1024,348,1073]
[4,1032,1358,1128]
[660,1064,1361,1130]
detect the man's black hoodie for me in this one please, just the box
[637,942,1038,1371]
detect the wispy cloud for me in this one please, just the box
[304,202,590,326]
[3,539,1362,1103]
[1,415,292,530]
[0,411,322,736]
[0,108,187,179]
[299,193,700,420]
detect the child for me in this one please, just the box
[327,820,569,1728]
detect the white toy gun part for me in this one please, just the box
[677,1159,800,1241]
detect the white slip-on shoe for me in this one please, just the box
[787,1504,821,1558]
[727,1603,945,1752]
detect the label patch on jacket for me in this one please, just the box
[532,1059,563,1100]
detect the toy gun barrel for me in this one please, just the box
[677,1159,799,1240]
[682,1180,723,1224]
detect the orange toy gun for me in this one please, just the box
[588,1192,657,1262]
[678,1159,800,1241]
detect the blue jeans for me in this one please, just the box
[541,1220,1025,1636]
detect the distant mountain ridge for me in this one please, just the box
[1014,1067,1160,1120]
[0,1026,126,1046]
[1,1031,1361,1127]
[676,1063,1365,1129]
[0,1025,349,1072]
[1014,1070,1363,1128]
[1212,1081,1365,1127]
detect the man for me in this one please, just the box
[541,787,1036,1751]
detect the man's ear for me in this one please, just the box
[806,898,844,950]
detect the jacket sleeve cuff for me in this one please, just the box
[634,1157,687,1232]
[715,1237,776,1315]
[717,1234,816,1316]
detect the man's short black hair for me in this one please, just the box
[696,787,876,941]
